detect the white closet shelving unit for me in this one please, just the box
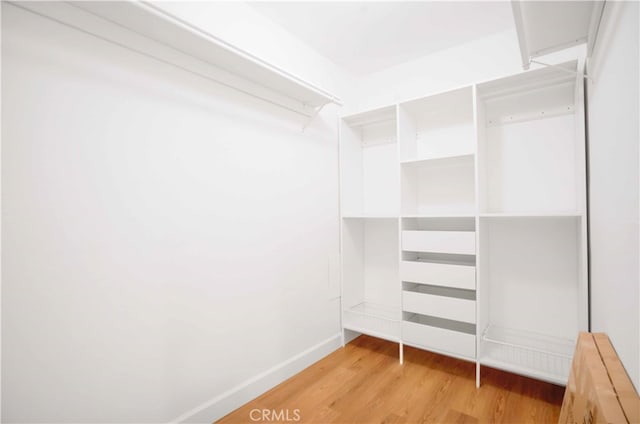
[340,106,403,359]
[340,61,587,387]
[476,60,587,386]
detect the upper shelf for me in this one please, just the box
[342,106,397,128]
[12,1,341,117]
[512,0,605,69]
[477,60,579,100]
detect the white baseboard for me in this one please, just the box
[169,333,343,424]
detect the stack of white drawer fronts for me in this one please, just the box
[401,220,477,361]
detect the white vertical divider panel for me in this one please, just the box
[476,90,489,215]
[398,105,417,161]
[397,101,407,362]
[399,104,417,216]
[339,120,364,217]
[574,72,589,332]
[395,104,404,363]
[339,117,344,346]
[341,221,365,314]
[472,84,482,388]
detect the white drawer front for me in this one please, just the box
[402,290,476,323]
[402,231,475,255]
[401,261,475,290]
[402,321,476,359]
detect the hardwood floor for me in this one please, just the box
[217,335,565,424]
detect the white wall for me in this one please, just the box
[155,2,356,105]
[586,1,640,391]
[1,2,350,422]
[349,30,521,113]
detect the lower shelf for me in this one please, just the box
[343,302,401,342]
[403,314,476,360]
[480,325,576,385]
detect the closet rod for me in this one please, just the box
[9,1,327,118]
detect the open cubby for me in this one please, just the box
[399,87,475,162]
[401,154,475,217]
[477,61,585,215]
[341,218,401,341]
[401,216,475,232]
[340,106,399,218]
[477,216,584,384]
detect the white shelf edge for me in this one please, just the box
[342,105,397,127]
[342,325,402,344]
[401,214,476,219]
[344,302,401,322]
[402,257,476,267]
[343,302,402,343]
[480,212,583,218]
[400,153,475,167]
[477,61,578,100]
[342,215,399,219]
[403,340,476,364]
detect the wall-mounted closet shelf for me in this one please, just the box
[11,1,341,118]
[512,0,604,70]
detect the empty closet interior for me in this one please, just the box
[5,1,639,422]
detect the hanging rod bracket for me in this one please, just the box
[302,103,326,132]
[529,58,593,82]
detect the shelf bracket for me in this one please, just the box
[529,59,593,82]
[302,103,326,132]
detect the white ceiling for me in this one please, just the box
[248,1,516,75]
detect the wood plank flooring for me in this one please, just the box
[217,335,565,424]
